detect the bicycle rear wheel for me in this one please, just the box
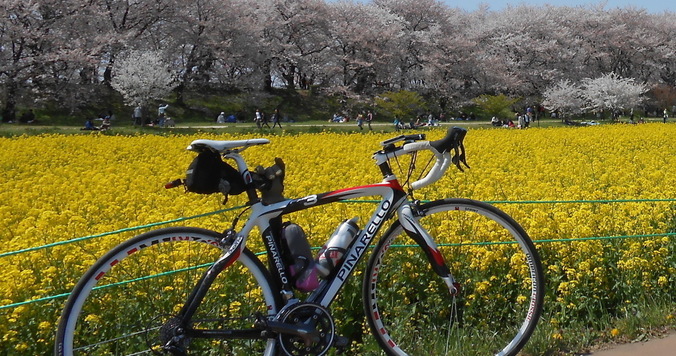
[55,227,280,356]
[364,199,544,356]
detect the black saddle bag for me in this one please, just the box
[185,150,246,195]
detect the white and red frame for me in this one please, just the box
[218,143,459,309]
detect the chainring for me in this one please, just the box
[278,303,335,356]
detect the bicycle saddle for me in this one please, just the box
[187,139,270,153]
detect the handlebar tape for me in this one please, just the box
[430,126,466,153]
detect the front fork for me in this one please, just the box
[397,201,461,296]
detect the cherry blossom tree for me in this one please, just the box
[1,0,674,117]
[0,0,98,119]
[181,0,272,91]
[466,6,538,96]
[90,0,173,83]
[542,80,586,119]
[581,72,648,115]
[422,7,473,106]
[323,0,403,94]
[373,0,448,91]
[544,74,648,119]
[244,0,331,91]
[158,0,235,104]
[110,50,178,107]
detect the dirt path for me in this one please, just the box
[588,331,676,355]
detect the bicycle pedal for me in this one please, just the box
[333,335,349,351]
[163,344,188,356]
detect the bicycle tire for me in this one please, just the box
[363,198,544,356]
[55,227,281,356]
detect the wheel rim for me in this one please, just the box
[365,201,543,356]
[58,228,278,355]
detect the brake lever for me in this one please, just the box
[451,135,470,171]
[452,148,470,171]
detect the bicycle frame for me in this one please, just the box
[255,178,410,307]
[175,148,458,337]
[57,127,543,356]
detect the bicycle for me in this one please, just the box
[55,127,544,356]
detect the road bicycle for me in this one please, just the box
[55,127,544,356]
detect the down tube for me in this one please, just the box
[317,188,407,307]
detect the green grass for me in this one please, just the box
[545,299,676,355]
[0,117,629,137]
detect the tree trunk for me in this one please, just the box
[282,64,296,90]
[2,79,18,123]
[263,59,273,92]
[174,83,186,107]
[103,65,112,84]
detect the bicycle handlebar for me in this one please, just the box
[377,126,469,190]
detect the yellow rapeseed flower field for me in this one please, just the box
[0,124,674,354]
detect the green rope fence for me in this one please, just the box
[0,206,247,259]
[1,198,674,311]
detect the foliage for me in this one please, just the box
[650,84,676,111]
[110,50,179,107]
[375,90,427,120]
[0,125,675,354]
[471,94,520,119]
[542,79,586,118]
[581,73,649,113]
[543,74,649,118]
[1,1,674,118]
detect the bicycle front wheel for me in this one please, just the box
[55,227,280,356]
[364,199,544,356]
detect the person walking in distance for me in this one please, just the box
[356,113,364,130]
[272,108,283,129]
[366,110,374,130]
[254,109,262,129]
[261,110,271,128]
[132,104,143,126]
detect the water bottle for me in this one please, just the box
[315,217,360,278]
[282,223,319,292]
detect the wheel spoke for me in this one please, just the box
[56,227,280,356]
[364,199,544,356]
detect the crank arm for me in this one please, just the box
[257,319,320,345]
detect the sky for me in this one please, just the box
[443,0,674,14]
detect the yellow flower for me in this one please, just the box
[38,321,51,331]
[84,314,101,324]
[1,125,676,354]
